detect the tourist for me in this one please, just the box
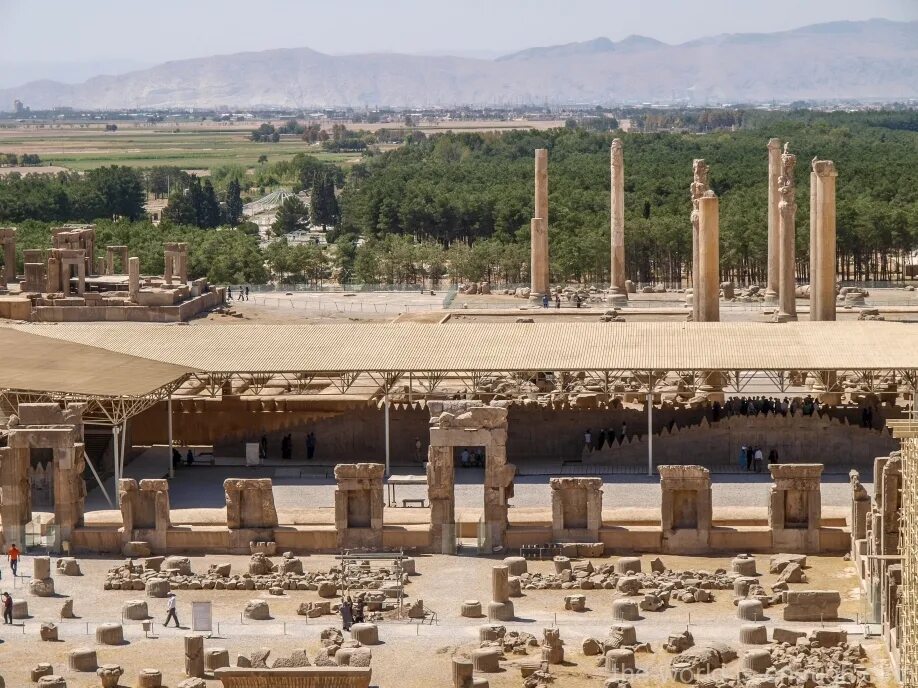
[739,445,748,470]
[753,447,764,473]
[306,432,316,460]
[340,597,353,631]
[542,294,549,308]
[554,294,561,309]
[460,448,471,467]
[1,592,11,624]
[172,447,182,469]
[596,428,606,451]
[259,434,268,460]
[185,448,194,466]
[768,448,779,465]
[6,543,20,577]
[414,437,422,462]
[164,592,180,627]
[584,429,592,452]
[620,422,627,442]
[573,294,582,308]
[227,285,234,301]
[245,286,250,301]
[712,400,721,422]
[353,595,365,624]
[474,448,484,467]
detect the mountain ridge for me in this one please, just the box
[3,19,917,110]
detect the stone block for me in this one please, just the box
[461,600,482,618]
[611,599,640,621]
[123,542,151,558]
[809,629,846,647]
[137,669,163,688]
[12,600,29,619]
[146,579,170,598]
[471,647,501,673]
[741,650,772,673]
[351,623,379,645]
[205,648,230,671]
[96,664,124,688]
[731,555,757,576]
[68,648,98,672]
[737,600,764,621]
[37,678,66,688]
[177,680,206,688]
[33,556,51,579]
[769,553,806,573]
[503,556,527,576]
[122,600,149,620]
[40,621,58,641]
[739,625,768,644]
[55,558,81,576]
[243,600,270,620]
[615,557,642,575]
[60,599,74,618]
[479,624,505,642]
[31,663,53,681]
[564,594,586,612]
[783,591,840,621]
[29,578,55,597]
[605,649,636,673]
[772,628,806,644]
[184,635,205,678]
[95,623,124,645]
[487,600,514,621]
[163,556,192,575]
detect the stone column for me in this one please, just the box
[689,160,709,320]
[128,257,140,302]
[163,251,173,286]
[809,166,819,318]
[184,635,205,678]
[776,145,798,322]
[530,149,549,302]
[811,159,838,321]
[529,217,548,301]
[609,139,627,304]
[765,138,781,304]
[0,228,17,286]
[696,191,720,323]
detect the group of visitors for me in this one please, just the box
[259,432,318,461]
[540,294,564,309]
[226,285,250,301]
[171,447,195,468]
[738,445,779,472]
[339,594,366,631]
[714,395,823,421]
[459,447,485,467]
[583,424,628,452]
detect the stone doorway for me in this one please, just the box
[426,402,515,554]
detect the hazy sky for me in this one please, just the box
[1,0,916,67]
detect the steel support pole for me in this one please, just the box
[167,396,174,479]
[647,392,654,477]
[112,425,121,506]
[384,390,391,477]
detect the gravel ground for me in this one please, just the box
[0,552,894,688]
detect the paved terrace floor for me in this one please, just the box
[83,460,869,518]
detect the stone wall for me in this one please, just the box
[334,463,384,549]
[659,465,712,553]
[119,478,170,553]
[769,464,822,553]
[131,401,897,470]
[549,477,602,543]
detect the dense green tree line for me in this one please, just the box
[339,114,918,284]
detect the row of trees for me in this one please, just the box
[161,177,244,228]
[337,114,918,284]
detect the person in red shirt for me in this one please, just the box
[6,544,20,576]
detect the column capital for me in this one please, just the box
[767,137,782,150]
[811,159,837,177]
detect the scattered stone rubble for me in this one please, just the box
[478,625,539,655]
[102,554,410,601]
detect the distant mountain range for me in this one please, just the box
[2,19,917,110]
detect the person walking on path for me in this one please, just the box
[340,597,353,631]
[306,432,316,460]
[6,544,20,577]
[353,596,365,624]
[1,592,12,624]
[164,592,180,628]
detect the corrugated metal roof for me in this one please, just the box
[0,328,194,397]
[4,321,917,375]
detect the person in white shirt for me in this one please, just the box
[753,447,764,473]
[164,592,180,627]
[584,429,593,452]
[460,448,470,467]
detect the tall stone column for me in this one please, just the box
[809,167,819,318]
[609,139,627,304]
[696,191,720,323]
[776,144,798,322]
[530,148,550,302]
[765,138,782,304]
[811,159,838,321]
[689,160,710,321]
[128,257,140,302]
[529,217,549,301]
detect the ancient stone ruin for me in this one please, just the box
[334,463,385,549]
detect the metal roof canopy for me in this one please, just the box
[4,321,918,375]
